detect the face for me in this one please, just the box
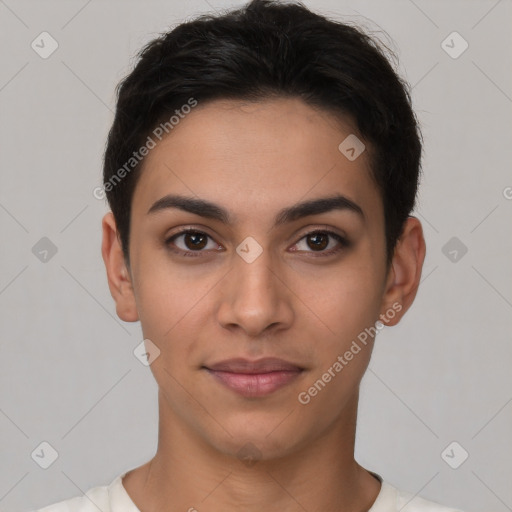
[103,97,423,461]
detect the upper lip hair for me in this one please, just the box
[205,357,304,374]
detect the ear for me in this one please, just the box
[379,216,426,326]
[101,212,139,322]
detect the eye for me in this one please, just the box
[291,230,349,256]
[165,227,349,258]
[165,229,221,257]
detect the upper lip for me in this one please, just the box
[204,357,304,374]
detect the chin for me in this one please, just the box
[204,413,306,463]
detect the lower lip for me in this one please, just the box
[206,369,303,397]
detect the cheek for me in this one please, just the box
[294,273,379,413]
[132,242,189,322]
[297,262,382,345]
[133,257,216,363]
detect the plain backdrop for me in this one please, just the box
[0,1,511,511]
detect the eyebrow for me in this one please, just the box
[147,193,365,226]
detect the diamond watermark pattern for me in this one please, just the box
[441,31,468,59]
[441,441,469,469]
[32,237,58,263]
[237,442,262,467]
[442,236,468,263]
[31,441,59,469]
[338,134,366,161]
[134,339,161,366]
[31,31,59,59]
[236,236,263,263]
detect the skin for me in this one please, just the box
[102,97,426,512]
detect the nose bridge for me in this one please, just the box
[233,239,279,305]
[217,239,293,336]
[239,245,275,291]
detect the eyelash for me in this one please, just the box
[164,228,349,258]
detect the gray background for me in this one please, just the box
[0,0,511,511]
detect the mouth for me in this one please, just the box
[202,357,305,398]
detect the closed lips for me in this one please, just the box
[203,357,304,374]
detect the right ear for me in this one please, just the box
[101,212,139,322]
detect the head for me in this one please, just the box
[101,0,425,461]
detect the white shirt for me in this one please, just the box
[32,470,463,512]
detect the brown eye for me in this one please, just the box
[183,232,208,250]
[166,229,219,256]
[292,230,348,256]
[306,232,329,251]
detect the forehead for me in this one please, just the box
[131,97,381,223]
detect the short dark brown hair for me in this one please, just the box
[102,0,422,269]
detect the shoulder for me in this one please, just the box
[374,480,464,512]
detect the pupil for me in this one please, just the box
[308,233,328,251]
[186,232,207,250]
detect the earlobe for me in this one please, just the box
[101,212,139,322]
[379,216,426,327]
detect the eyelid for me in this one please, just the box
[165,227,222,257]
[289,228,349,257]
[164,225,350,257]
[292,224,349,244]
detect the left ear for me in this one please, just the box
[379,216,426,326]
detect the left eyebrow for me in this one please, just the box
[147,193,365,226]
[274,194,365,226]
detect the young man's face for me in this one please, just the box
[103,97,424,460]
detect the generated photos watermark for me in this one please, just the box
[93,97,198,200]
[298,302,402,405]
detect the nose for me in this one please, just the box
[216,245,294,338]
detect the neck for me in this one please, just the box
[123,390,381,512]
